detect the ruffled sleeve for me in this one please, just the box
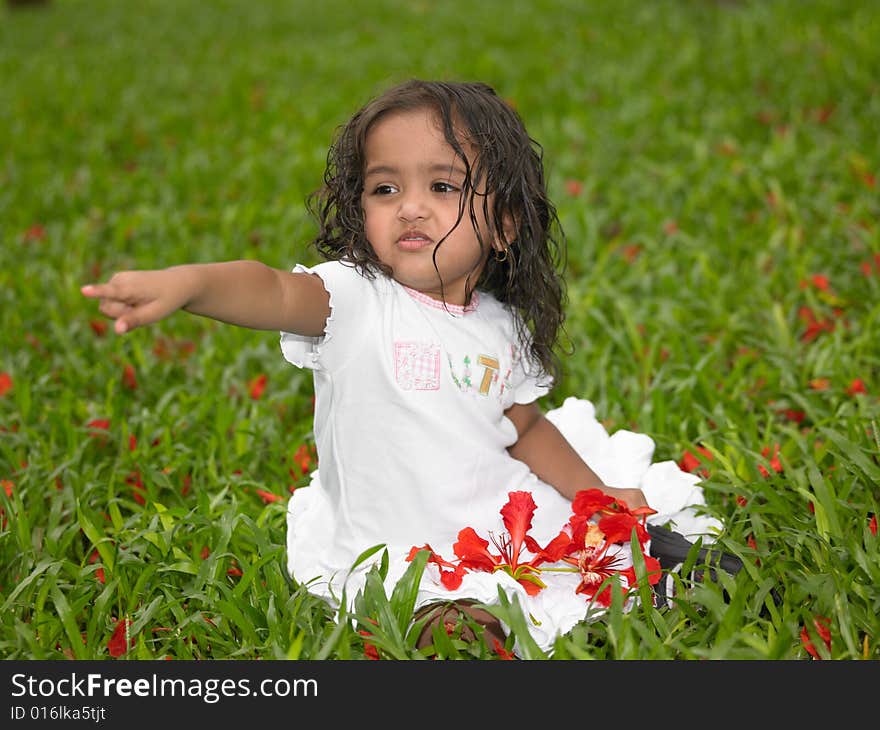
[508,315,553,405]
[279,260,374,372]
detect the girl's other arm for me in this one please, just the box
[505,402,649,510]
[81,261,330,336]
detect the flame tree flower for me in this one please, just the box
[409,488,660,604]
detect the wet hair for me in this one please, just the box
[307,79,567,383]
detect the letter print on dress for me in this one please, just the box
[394,342,441,391]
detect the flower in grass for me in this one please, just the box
[248,373,268,400]
[255,488,283,504]
[126,470,145,505]
[293,443,315,477]
[870,514,877,537]
[809,378,830,391]
[0,372,12,397]
[799,273,831,292]
[758,444,783,477]
[492,637,515,660]
[846,379,867,397]
[89,319,108,337]
[798,306,835,343]
[678,445,714,478]
[22,224,46,243]
[227,562,243,577]
[2,480,12,497]
[564,179,583,197]
[107,618,134,658]
[800,615,832,660]
[779,408,806,424]
[122,363,137,390]
[358,630,380,660]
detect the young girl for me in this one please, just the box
[82,79,723,655]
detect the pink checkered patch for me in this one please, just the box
[394,342,441,391]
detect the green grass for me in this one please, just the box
[1,0,878,660]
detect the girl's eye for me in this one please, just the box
[432,182,459,194]
[373,184,398,195]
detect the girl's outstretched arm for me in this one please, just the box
[81,261,330,336]
[505,402,650,510]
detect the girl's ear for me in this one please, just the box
[493,213,518,253]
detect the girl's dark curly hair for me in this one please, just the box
[307,79,567,384]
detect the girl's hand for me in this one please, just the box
[602,485,650,511]
[80,269,193,335]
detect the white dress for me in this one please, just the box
[281,260,721,653]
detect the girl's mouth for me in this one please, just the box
[397,231,433,251]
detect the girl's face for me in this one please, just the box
[361,107,506,306]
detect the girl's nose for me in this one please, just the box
[397,190,429,221]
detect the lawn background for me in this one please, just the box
[1,0,878,663]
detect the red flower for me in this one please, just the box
[122,363,137,390]
[2,480,13,497]
[0,372,12,397]
[95,567,106,584]
[453,491,570,595]
[248,374,267,400]
[407,544,467,590]
[255,488,283,504]
[562,493,658,604]
[809,378,830,391]
[800,615,832,659]
[358,630,380,660]
[846,379,867,396]
[126,470,145,505]
[618,243,642,263]
[410,489,657,603]
[758,444,783,478]
[107,618,134,657]
[564,179,583,197]
[798,306,834,343]
[780,408,806,424]
[293,443,315,477]
[678,445,714,477]
[809,274,830,291]
[89,319,108,337]
[870,514,877,537]
[492,637,515,660]
[22,224,46,243]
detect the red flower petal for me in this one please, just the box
[255,488,283,504]
[571,488,616,520]
[846,379,867,396]
[122,363,137,390]
[800,615,832,659]
[89,319,108,337]
[22,224,46,243]
[500,491,536,558]
[107,618,134,657]
[870,514,877,537]
[564,179,583,197]
[248,374,267,400]
[1,480,13,497]
[0,372,12,397]
[453,527,497,572]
